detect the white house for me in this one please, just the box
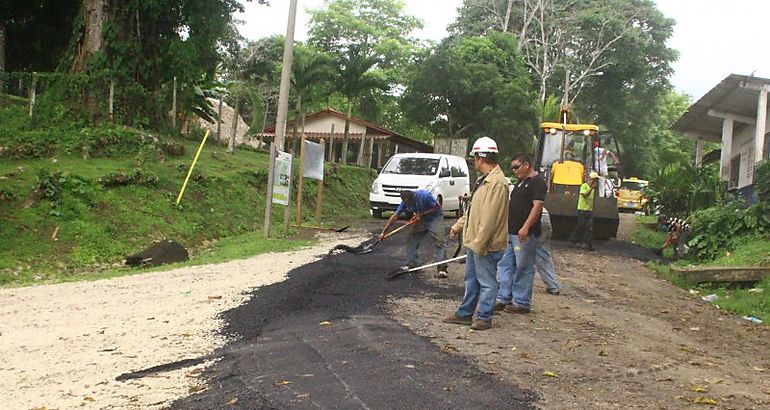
[672,74,770,195]
[260,107,433,169]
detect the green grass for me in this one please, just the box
[11,232,317,287]
[637,219,770,323]
[0,107,375,286]
[698,235,770,267]
[632,215,667,252]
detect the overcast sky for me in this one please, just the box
[237,0,770,100]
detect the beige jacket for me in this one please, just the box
[451,164,509,255]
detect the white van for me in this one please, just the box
[369,153,471,218]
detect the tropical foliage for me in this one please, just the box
[643,162,722,218]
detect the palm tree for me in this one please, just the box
[334,45,387,165]
[290,44,332,153]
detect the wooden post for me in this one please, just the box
[316,139,325,225]
[264,143,276,238]
[216,97,223,142]
[283,153,293,235]
[377,140,384,168]
[366,136,374,169]
[171,76,177,130]
[108,80,114,121]
[328,123,335,163]
[228,95,239,153]
[28,72,36,118]
[357,133,366,166]
[295,133,306,226]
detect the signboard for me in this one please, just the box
[272,150,292,205]
[302,140,325,180]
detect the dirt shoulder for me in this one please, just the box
[389,242,770,409]
[0,233,366,410]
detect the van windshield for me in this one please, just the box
[382,157,439,176]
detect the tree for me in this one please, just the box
[308,0,422,164]
[402,32,538,156]
[58,0,266,127]
[451,0,676,108]
[450,0,677,175]
[0,1,79,72]
[289,44,332,152]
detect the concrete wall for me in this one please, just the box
[304,115,367,135]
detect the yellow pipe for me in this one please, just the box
[176,130,210,206]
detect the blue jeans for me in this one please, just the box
[406,215,447,270]
[456,248,503,321]
[496,234,538,309]
[536,235,561,292]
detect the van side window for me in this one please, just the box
[450,158,467,177]
[440,158,451,177]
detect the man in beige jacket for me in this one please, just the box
[442,137,509,331]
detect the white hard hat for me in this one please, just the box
[469,136,499,157]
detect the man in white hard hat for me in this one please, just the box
[569,171,599,250]
[442,137,509,331]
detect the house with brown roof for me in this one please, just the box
[672,74,769,197]
[260,108,433,169]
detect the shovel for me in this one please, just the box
[386,255,467,280]
[354,218,417,255]
[294,224,350,232]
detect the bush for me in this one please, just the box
[755,159,770,202]
[643,162,722,217]
[687,200,770,261]
[98,170,159,188]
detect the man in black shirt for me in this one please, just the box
[495,153,546,314]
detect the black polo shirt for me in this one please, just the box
[508,174,546,236]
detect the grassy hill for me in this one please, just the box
[0,104,375,285]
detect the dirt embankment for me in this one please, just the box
[389,242,770,409]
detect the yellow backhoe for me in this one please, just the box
[534,117,620,239]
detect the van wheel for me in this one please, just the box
[372,209,383,218]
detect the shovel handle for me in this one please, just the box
[381,218,417,240]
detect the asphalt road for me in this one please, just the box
[163,223,536,409]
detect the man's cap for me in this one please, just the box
[589,171,600,179]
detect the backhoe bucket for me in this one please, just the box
[545,193,619,240]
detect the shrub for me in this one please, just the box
[98,170,159,188]
[755,160,770,202]
[643,162,722,217]
[687,200,770,261]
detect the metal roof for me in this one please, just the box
[672,74,770,142]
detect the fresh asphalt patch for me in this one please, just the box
[162,226,536,409]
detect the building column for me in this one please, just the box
[366,137,374,169]
[756,88,768,163]
[377,141,385,168]
[719,118,734,183]
[695,138,704,168]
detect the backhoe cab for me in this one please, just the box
[534,122,620,240]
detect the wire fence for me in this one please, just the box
[0,71,178,129]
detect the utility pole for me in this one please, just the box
[263,0,298,239]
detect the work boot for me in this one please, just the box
[470,319,492,330]
[442,313,472,325]
[494,301,508,311]
[546,288,561,295]
[503,304,530,314]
